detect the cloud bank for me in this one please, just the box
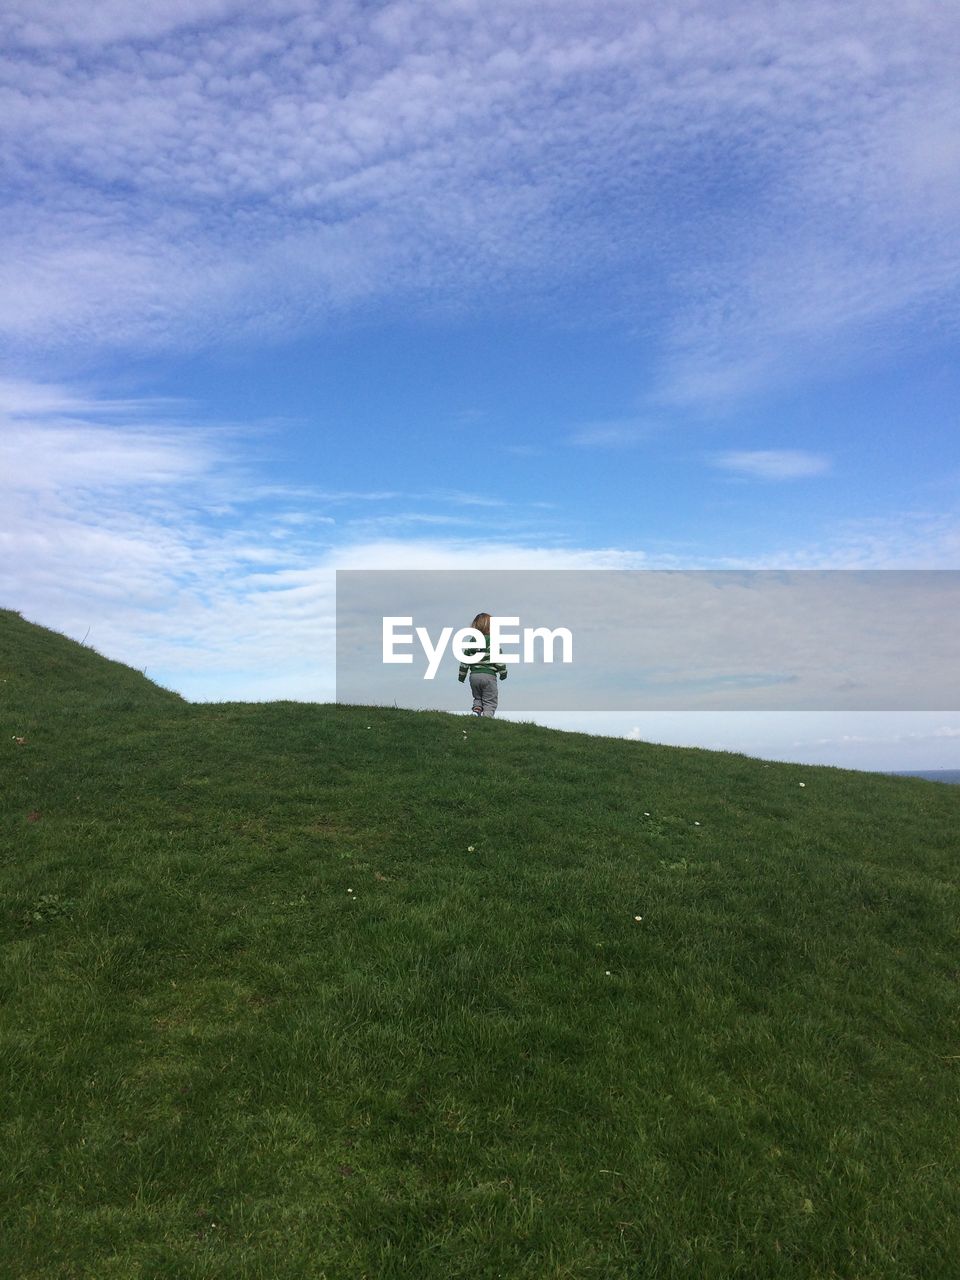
[1,0,958,403]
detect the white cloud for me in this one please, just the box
[799,725,960,747]
[0,376,159,417]
[569,421,656,448]
[0,0,278,49]
[431,490,507,508]
[2,420,219,492]
[728,512,960,570]
[711,450,832,480]
[0,0,956,403]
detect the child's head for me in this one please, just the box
[471,612,491,635]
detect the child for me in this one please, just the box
[457,612,508,716]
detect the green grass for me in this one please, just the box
[2,607,958,1278]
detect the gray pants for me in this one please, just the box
[469,672,499,717]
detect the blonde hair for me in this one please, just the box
[471,612,492,635]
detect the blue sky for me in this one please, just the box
[2,0,959,768]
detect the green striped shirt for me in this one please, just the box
[458,639,507,679]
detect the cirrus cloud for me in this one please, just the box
[711,450,832,480]
[0,0,957,407]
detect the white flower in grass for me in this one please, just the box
[693,821,700,826]
[643,812,650,816]
[467,845,475,852]
[634,915,643,922]
[605,970,611,976]
[799,782,806,787]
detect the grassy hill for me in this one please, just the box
[2,608,958,1279]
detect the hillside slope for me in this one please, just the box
[2,613,958,1279]
[1,608,183,720]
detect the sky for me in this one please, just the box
[2,0,959,770]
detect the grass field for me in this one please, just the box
[2,607,958,1278]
